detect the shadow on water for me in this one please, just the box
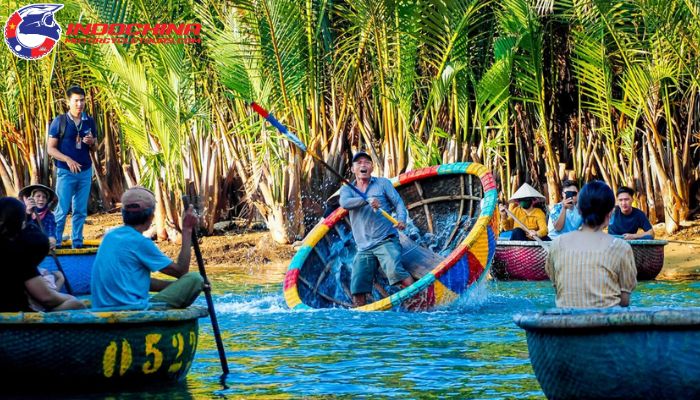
[9,279,700,399]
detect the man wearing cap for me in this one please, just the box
[47,85,97,249]
[90,187,204,310]
[499,183,550,241]
[339,151,414,307]
[19,183,58,249]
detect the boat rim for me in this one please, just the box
[514,306,700,330]
[0,306,208,324]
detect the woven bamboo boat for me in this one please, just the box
[38,243,100,295]
[628,239,668,280]
[491,240,550,281]
[514,307,700,399]
[0,306,208,390]
[491,239,667,281]
[284,162,499,312]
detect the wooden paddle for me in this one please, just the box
[250,102,444,280]
[502,206,545,245]
[183,195,229,376]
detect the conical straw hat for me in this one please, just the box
[510,183,545,201]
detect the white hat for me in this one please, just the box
[510,183,545,201]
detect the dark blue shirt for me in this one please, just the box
[608,207,652,235]
[48,112,95,170]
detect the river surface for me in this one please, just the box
[21,276,696,400]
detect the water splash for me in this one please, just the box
[213,293,289,315]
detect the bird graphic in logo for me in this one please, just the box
[4,4,64,60]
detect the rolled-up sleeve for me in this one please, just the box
[618,243,637,293]
[339,185,366,210]
[384,180,407,224]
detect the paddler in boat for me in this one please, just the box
[339,151,415,307]
[498,183,551,241]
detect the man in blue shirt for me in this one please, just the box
[608,186,654,240]
[339,152,414,307]
[47,86,97,248]
[548,179,583,238]
[91,187,203,310]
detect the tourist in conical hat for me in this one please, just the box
[498,183,550,241]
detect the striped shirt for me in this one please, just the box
[545,232,637,308]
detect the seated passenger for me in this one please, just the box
[548,179,583,239]
[499,183,550,241]
[607,186,654,240]
[0,197,85,312]
[90,187,204,310]
[545,181,637,308]
[19,183,58,250]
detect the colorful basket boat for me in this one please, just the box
[38,242,101,295]
[491,240,550,281]
[0,306,208,390]
[491,239,668,281]
[284,162,498,312]
[514,307,700,399]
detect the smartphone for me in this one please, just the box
[565,191,576,199]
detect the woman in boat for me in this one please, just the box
[0,197,85,312]
[499,183,550,241]
[19,184,58,250]
[544,181,637,308]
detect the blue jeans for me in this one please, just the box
[55,166,92,248]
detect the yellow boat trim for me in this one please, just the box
[303,224,330,247]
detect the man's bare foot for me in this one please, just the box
[352,294,367,307]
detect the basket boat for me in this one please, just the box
[38,243,101,295]
[284,162,498,312]
[491,240,550,281]
[628,239,668,280]
[514,307,700,399]
[0,306,208,390]
[492,239,668,281]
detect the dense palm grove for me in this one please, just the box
[1,0,699,243]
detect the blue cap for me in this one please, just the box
[352,151,372,163]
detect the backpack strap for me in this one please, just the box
[58,113,67,143]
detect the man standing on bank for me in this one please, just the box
[339,151,415,307]
[47,85,97,248]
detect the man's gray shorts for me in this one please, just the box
[350,236,410,295]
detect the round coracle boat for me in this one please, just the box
[514,307,700,399]
[491,240,550,281]
[492,239,667,281]
[0,306,208,389]
[284,162,499,312]
[37,240,102,295]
